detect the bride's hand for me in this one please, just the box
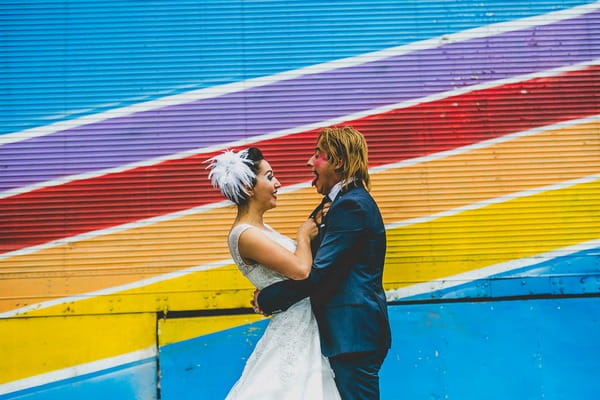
[313,202,331,227]
[297,218,318,241]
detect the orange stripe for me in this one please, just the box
[1,121,598,314]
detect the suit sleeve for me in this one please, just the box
[257,198,364,314]
[256,278,312,315]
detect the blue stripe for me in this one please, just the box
[403,247,600,301]
[0,358,156,400]
[0,0,593,135]
[159,320,269,400]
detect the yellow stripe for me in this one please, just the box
[0,313,155,384]
[1,120,599,316]
[17,176,600,319]
[372,120,600,224]
[2,178,597,385]
[383,178,600,288]
[0,127,600,382]
[158,314,265,346]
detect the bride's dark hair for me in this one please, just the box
[239,147,264,205]
[244,147,264,177]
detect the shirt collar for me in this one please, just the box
[327,181,343,201]
[327,178,354,201]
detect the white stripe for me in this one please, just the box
[5,113,598,261]
[385,172,600,230]
[0,180,311,261]
[371,113,600,174]
[1,114,597,261]
[0,346,156,395]
[0,182,314,316]
[1,0,598,147]
[0,259,236,319]
[2,172,597,318]
[386,238,600,301]
[2,239,595,396]
[0,259,234,319]
[3,57,599,200]
[3,240,596,394]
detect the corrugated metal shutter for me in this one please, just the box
[1,1,598,398]
[2,0,598,316]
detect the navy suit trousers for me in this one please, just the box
[329,349,388,400]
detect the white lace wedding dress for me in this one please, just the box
[225,223,341,400]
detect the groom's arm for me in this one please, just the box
[256,278,312,315]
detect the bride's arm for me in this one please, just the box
[238,219,317,280]
[256,197,367,315]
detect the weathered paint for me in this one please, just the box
[0,359,157,400]
[0,313,156,397]
[156,296,600,400]
[158,314,266,347]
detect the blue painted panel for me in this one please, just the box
[1,359,157,400]
[158,297,600,400]
[381,297,600,400]
[1,0,592,134]
[159,319,268,400]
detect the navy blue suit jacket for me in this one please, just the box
[257,183,391,357]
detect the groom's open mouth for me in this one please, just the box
[311,172,319,187]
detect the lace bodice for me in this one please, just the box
[228,223,295,290]
[225,224,341,400]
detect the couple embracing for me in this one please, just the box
[207,126,391,400]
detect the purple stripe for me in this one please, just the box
[2,10,599,192]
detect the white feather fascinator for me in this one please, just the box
[206,149,255,204]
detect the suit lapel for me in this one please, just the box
[314,183,364,250]
[320,184,353,235]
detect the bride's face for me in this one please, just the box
[249,159,281,210]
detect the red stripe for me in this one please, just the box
[2,66,599,253]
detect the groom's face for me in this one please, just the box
[307,145,341,196]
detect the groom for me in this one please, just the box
[254,126,391,400]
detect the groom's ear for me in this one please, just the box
[334,159,344,173]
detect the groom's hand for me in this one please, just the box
[251,289,269,316]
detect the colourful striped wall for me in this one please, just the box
[1,1,599,398]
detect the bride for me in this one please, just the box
[206,147,341,400]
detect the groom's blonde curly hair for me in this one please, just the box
[317,126,371,192]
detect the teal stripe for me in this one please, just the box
[1,0,593,134]
[402,247,600,301]
[159,320,268,400]
[7,297,597,399]
[0,358,156,400]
